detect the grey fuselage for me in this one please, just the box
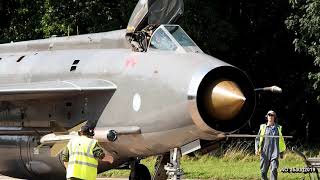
[0,27,255,179]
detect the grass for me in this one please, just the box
[100,142,320,179]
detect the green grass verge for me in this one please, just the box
[100,151,312,179]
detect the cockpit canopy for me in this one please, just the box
[149,25,202,53]
[126,0,200,53]
[127,0,184,33]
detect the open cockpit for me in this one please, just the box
[148,25,202,53]
[125,0,202,53]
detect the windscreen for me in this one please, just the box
[165,26,196,47]
[149,28,177,51]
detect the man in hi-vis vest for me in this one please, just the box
[255,110,286,180]
[63,125,105,180]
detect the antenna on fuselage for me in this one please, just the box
[49,35,57,50]
[77,26,79,35]
[68,26,70,37]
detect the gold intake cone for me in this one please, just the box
[207,80,246,120]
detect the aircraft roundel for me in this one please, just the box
[133,93,141,112]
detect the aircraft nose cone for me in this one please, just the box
[207,80,246,120]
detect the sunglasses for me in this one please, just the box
[267,114,275,117]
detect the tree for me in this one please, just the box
[2,0,44,42]
[0,0,137,41]
[0,1,18,43]
[0,0,319,141]
[41,0,136,37]
[286,0,320,102]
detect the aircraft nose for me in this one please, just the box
[206,80,246,121]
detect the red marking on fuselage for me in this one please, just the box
[125,58,137,68]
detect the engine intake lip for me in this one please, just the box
[188,66,256,134]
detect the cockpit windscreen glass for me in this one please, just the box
[164,26,196,47]
[149,28,177,51]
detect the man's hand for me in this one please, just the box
[101,154,114,163]
[98,152,105,160]
[280,152,284,159]
[255,150,260,156]
[63,162,68,168]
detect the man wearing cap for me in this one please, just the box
[62,125,105,180]
[255,110,286,180]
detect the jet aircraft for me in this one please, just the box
[0,0,258,179]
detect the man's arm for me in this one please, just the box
[93,143,105,160]
[255,128,261,155]
[62,147,69,168]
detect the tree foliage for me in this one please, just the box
[0,0,136,40]
[286,0,320,102]
[41,0,136,37]
[0,0,44,42]
[0,0,319,141]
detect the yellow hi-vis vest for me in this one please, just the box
[66,136,98,180]
[258,124,286,153]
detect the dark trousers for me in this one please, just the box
[260,157,279,180]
